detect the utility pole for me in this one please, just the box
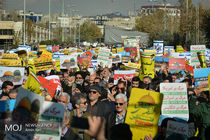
[150,0,157,14]
[79,17,80,46]
[48,0,51,40]
[186,0,188,44]
[73,10,79,44]
[23,0,26,46]
[61,0,65,42]
[134,0,136,16]
[163,0,167,31]
[67,4,71,42]
[196,5,199,44]
[74,16,76,44]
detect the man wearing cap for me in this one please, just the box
[86,84,112,117]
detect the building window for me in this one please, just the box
[0,29,13,35]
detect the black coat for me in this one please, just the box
[105,111,117,139]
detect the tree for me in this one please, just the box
[178,0,197,47]
[26,19,35,44]
[201,9,210,48]
[80,21,102,42]
[0,0,5,20]
[13,31,21,48]
[135,9,181,47]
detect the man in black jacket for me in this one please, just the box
[86,84,112,117]
[105,93,128,139]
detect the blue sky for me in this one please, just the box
[5,0,207,16]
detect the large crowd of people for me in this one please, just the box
[0,45,210,140]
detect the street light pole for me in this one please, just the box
[23,0,26,46]
[61,0,65,42]
[196,4,199,44]
[164,0,167,31]
[78,17,80,46]
[186,0,188,44]
[49,0,51,40]
[150,0,157,14]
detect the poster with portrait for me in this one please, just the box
[112,54,122,63]
[155,56,169,71]
[5,87,45,140]
[125,88,163,140]
[60,55,77,69]
[78,57,91,67]
[153,41,164,55]
[0,66,24,86]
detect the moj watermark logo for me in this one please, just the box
[5,124,23,132]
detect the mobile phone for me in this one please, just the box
[71,116,89,129]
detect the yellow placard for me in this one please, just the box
[55,61,60,72]
[0,59,22,67]
[2,53,19,59]
[139,53,155,80]
[34,57,53,72]
[176,45,184,53]
[28,60,36,74]
[117,47,124,53]
[125,88,163,140]
[29,52,37,58]
[40,50,53,58]
[127,62,141,69]
[69,51,77,55]
[144,49,157,55]
[63,49,69,55]
[112,48,117,54]
[0,59,4,66]
[39,45,47,51]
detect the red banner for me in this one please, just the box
[124,47,137,56]
[78,57,91,67]
[52,46,59,52]
[185,64,194,75]
[82,51,92,57]
[169,58,185,70]
[38,76,58,100]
